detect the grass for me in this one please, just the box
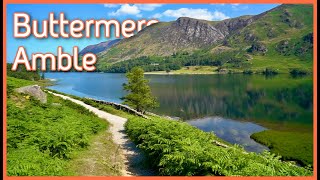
[6,77,124,176]
[248,54,312,74]
[46,89,135,119]
[250,130,313,167]
[81,98,135,119]
[68,131,123,176]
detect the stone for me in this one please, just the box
[15,85,47,103]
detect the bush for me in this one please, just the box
[243,69,253,75]
[262,68,278,75]
[290,68,309,76]
[125,117,312,176]
[7,63,41,81]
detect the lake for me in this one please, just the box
[46,72,313,153]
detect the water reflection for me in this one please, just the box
[187,116,269,152]
[148,74,313,131]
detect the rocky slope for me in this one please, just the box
[79,39,121,56]
[97,15,257,63]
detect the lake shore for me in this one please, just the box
[49,88,312,168]
[144,66,220,75]
[44,72,313,168]
[144,71,217,75]
[55,91,311,175]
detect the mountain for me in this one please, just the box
[97,16,254,63]
[79,39,121,56]
[94,4,313,73]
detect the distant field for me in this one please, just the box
[144,66,218,74]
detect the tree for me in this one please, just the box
[122,67,159,113]
[41,72,45,80]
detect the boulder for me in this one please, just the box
[247,42,268,55]
[15,85,47,103]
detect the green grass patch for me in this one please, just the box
[250,130,313,167]
[81,98,135,119]
[46,89,135,119]
[68,131,123,176]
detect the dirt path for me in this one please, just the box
[47,91,154,176]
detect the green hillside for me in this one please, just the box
[93,4,313,74]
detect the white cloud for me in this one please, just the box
[136,4,163,11]
[104,4,120,8]
[212,11,230,20]
[159,8,229,21]
[109,4,141,17]
[151,13,163,19]
[231,4,249,11]
[231,3,240,6]
[107,4,162,17]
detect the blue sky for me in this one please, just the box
[6,3,279,62]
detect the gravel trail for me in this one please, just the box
[47,91,154,176]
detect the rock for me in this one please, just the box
[276,40,291,55]
[79,39,121,56]
[267,28,277,38]
[303,33,313,43]
[165,17,226,48]
[247,42,268,55]
[15,85,47,103]
[243,54,253,61]
[244,32,258,42]
[218,68,228,74]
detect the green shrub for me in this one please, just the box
[7,63,41,81]
[7,146,70,176]
[125,117,312,176]
[289,68,310,76]
[243,69,253,75]
[262,68,278,75]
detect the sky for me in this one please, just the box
[6,3,279,62]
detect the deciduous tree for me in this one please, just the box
[122,67,158,113]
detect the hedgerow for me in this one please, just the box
[125,117,312,176]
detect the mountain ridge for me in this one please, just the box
[79,39,121,56]
[79,4,313,73]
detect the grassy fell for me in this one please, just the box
[250,130,313,167]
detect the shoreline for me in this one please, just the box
[50,88,269,154]
[144,71,219,75]
[42,79,312,168]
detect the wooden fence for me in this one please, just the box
[85,98,150,119]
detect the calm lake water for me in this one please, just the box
[46,72,313,153]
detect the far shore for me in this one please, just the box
[144,71,219,75]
